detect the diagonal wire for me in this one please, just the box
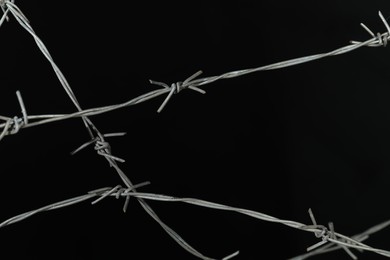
[4,0,95,139]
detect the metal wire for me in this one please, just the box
[1,1,390,259]
[2,10,390,137]
[2,185,390,259]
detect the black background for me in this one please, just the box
[1,1,390,259]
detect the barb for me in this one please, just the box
[0,116,25,141]
[351,11,390,47]
[90,182,151,213]
[72,133,126,164]
[304,209,357,259]
[16,90,28,125]
[290,218,390,260]
[0,91,28,141]
[149,70,206,112]
[71,132,126,155]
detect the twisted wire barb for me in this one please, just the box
[289,218,390,259]
[1,1,390,259]
[149,70,206,112]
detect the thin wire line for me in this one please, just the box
[1,11,389,138]
[2,186,390,259]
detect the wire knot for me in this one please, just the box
[90,182,150,213]
[172,82,185,94]
[352,11,390,47]
[10,116,23,134]
[304,209,358,259]
[71,132,126,165]
[95,139,111,153]
[149,70,206,113]
[94,136,125,164]
[0,0,10,23]
[377,32,389,47]
[0,90,29,141]
[314,225,329,239]
[0,116,25,141]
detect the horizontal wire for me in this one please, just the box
[2,186,390,259]
[1,11,389,138]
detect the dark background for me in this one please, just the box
[1,1,390,259]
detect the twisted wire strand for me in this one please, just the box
[103,190,390,259]
[0,184,239,260]
[2,186,390,259]
[1,11,390,139]
[0,0,10,23]
[0,182,150,228]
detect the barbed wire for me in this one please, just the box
[289,218,390,259]
[2,1,390,259]
[1,9,390,138]
[2,185,390,259]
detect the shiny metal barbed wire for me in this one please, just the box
[114,192,390,259]
[0,70,207,140]
[0,184,243,260]
[0,182,151,228]
[2,10,390,139]
[2,185,390,259]
[2,1,390,259]
[290,218,390,260]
